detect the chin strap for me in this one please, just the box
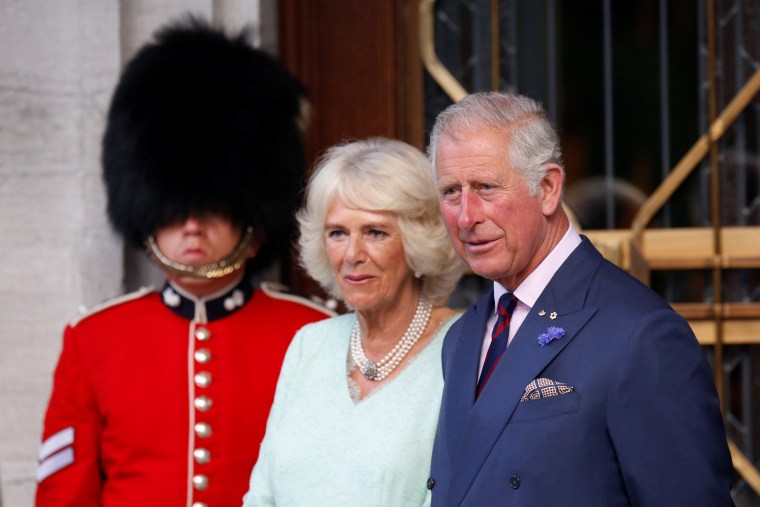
[146,226,254,279]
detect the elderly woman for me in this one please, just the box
[243,138,464,506]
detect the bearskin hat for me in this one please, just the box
[102,16,306,272]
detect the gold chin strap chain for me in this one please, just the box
[146,226,254,279]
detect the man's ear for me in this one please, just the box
[247,229,267,258]
[539,163,565,216]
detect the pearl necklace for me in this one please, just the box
[350,296,433,381]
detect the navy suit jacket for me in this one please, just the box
[430,238,734,506]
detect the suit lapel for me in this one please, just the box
[442,292,494,455]
[447,238,602,505]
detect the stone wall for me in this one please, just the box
[0,1,271,505]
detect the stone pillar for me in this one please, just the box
[0,2,121,505]
[0,1,268,505]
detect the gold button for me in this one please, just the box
[194,447,211,464]
[194,348,211,364]
[192,474,209,491]
[194,396,213,412]
[195,327,211,341]
[192,503,208,507]
[194,371,212,388]
[194,422,212,438]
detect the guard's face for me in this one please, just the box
[155,213,246,294]
[435,128,549,291]
[324,200,416,313]
[156,213,243,266]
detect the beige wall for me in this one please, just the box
[0,1,273,505]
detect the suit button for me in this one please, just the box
[509,475,521,489]
[427,477,436,490]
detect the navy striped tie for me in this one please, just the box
[477,293,518,398]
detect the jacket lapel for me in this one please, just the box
[442,291,494,456]
[447,238,602,505]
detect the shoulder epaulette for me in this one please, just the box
[259,281,338,317]
[68,286,156,327]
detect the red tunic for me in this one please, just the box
[36,280,333,507]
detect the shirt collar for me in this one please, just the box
[493,224,582,312]
[161,274,253,323]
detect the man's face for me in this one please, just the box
[155,213,251,295]
[434,127,549,290]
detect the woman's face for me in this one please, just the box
[324,200,416,313]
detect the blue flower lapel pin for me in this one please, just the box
[538,326,565,347]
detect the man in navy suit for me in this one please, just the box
[426,91,734,506]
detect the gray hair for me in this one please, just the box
[427,91,563,195]
[297,137,465,305]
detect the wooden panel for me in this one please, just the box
[279,0,423,292]
[643,226,760,269]
[672,303,716,320]
[723,227,760,268]
[395,0,425,148]
[724,302,760,318]
[280,0,416,163]
[689,320,717,345]
[643,228,718,269]
[687,319,760,345]
[671,302,760,319]
[724,320,760,344]
[584,226,760,271]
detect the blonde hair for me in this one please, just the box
[297,137,464,305]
